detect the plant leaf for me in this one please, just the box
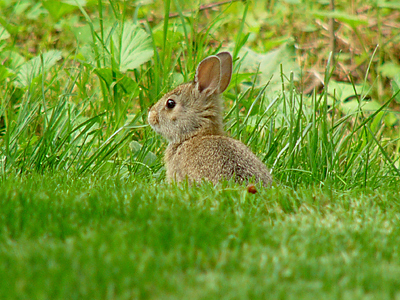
[42,0,86,21]
[0,50,26,71]
[379,62,400,79]
[0,65,14,83]
[93,68,137,94]
[0,24,10,41]
[238,42,300,93]
[312,10,368,28]
[392,75,400,104]
[16,50,62,87]
[377,0,400,9]
[327,81,367,102]
[112,22,154,72]
[129,141,157,166]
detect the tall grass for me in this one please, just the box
[0,0,398,188]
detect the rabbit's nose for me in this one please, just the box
[148,109,158,125]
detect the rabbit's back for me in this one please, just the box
[165,135,272,186]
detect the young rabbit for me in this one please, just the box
[148,52,272,186]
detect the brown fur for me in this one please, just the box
[148,52,272,186]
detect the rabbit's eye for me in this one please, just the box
[166,99,176,109]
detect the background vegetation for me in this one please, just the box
[0,0,399,299]
[1,0,399,187]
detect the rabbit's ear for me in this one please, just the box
[216,52,232,93]
[195,56,221,95]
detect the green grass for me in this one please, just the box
[1,0,399,187]
[1,0,400,298]
[1,174,400,299]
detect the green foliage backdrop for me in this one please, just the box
[0,0,399,186]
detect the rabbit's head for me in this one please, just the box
[148,52,232,144]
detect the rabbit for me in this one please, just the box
[148,52,272,186]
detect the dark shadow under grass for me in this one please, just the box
[1,173,399,299]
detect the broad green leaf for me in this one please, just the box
[340,98,381,115]
[129,141,157,166]
[0,24,10,41]
[312,10,368,28]
[327,81,368,102]
[392,75,400,104]
[283,0,301,4]
[383,112,398,127]
[26,3,47,20]
[0,16,20,35]
[71,23,92,44]
[0,65,14,83]
[62,0,86,5]
[16,50,62,87]
[168,72,184,87]
[77,22,153,72]
[93,68,137,94]
[329,81,398,126]
[238,42,300,93]
[0,50,26,71]
[377,0,400,9]
[379,62,400,79]
[111,22,154,72]
[42,0,86,20]
[152,26,185,49]
[13,1,31,15]
[226,73,254,93]
[74,44,98,68]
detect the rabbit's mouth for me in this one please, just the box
[148,122,161,135]
[149,124,162,135]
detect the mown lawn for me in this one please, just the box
[1,175,399,299]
